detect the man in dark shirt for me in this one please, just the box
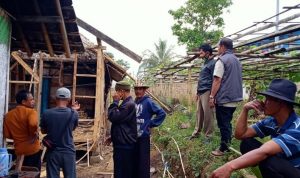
[107,81,137,178]
[40,87,79,178]
[190,43,216,140]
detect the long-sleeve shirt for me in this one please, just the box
[4,105,40,156]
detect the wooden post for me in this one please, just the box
[170,77,173,99]
[93,45,105,150]
[58,61,64,87]
[188,68,192,111]
[72,53,78,104]
[159,79,163,96]
[36,54,43,118]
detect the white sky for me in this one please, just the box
[73,0,300,76]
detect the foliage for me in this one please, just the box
[137,39,176,84]
[115,59,130,70]
[105,52,130,70]
[152,102,252,178]
[169,0,232,50]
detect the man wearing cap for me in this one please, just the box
[40,87,79,178]
[210,37,243,156]
[190,43,216,140]
[134,84,166,178]
[107,81,137,178]
[211,79,300,178]
[4,90,41,171]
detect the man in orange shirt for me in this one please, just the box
[4,90,41,171]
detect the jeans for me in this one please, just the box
[46,151,76,178]
[240,138,300,178]
[215,105,236,151]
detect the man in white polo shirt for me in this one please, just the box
[209,37,243,156]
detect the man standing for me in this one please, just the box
[40,87,79,178]
[4,90,41,170]
[210,37,243,156]
[190,43,216,140]
[211,79,300,178]
[134,84,166,178]
[107,81,137,178]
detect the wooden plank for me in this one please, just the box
[93,45,105,150]
[72,53,78,104]
[10,62,18,71]
[58,61,64,87]
[9,80,38,84]
[76,74,97,78]
[75,95,96,99]
[77,18,142,63]
[16,24,32,56]
[54,0,71,58]
[11,52,39,82]
[29,58,38,92]
[37,55,43,118]
[17,16,62,23]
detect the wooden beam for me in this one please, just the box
[77,18,142,63]
[9,80,38,84]
[16,24,32,56]
[75,95,96,99]
[72,53,78,104]
[93,45,105,150]
[54,0,71,58]
[37,54,44,118]
[58,61,64,87]
[11,52,39,82]
[33,0,55,56]
[17,16,62,23]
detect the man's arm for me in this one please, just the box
[28,110,39,136]
[235,100,264,139]
[108,102,135,124]
[149,100,166,128]
[211,140,282,178]
[209,60,224,107]
[3,117,12,139]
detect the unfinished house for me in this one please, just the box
[0,0,142,153]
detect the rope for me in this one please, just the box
[171,137,187,178]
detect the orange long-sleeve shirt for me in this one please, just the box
[4,105,41,156]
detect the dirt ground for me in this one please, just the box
[40,145,163,178]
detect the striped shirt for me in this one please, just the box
[252,111,300,168]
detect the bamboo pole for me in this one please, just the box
[242,35,300,54]
[37,54,43,118]
[188,68,192,111]
[232,13,300,41]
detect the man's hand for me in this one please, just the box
[210,163,233,178]
[244,100,264,114]
[112,92,121,101]
[209,98,215,108]
[71,101,81,111]
[104,137,112,146]
[195,95,199,101]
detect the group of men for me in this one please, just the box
[4,87,79,178]
[107,82,166,178]
[194,37,300,178]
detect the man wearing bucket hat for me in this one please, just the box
[211,79,300,178]
[107,81,137,178]
[133,84,166,178]
[40,87,79,178]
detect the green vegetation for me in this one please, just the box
[152,102,257,177]
[169,0,232,50]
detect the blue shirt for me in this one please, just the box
[252,111,300,167]
[135,95,166,137]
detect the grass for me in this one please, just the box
[152,103,252,178]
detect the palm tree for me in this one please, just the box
[137,39,175,81]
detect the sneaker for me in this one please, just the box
[211,149,225,156]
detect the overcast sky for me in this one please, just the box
[73,0,300,75]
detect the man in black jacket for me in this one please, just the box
[107,81,137,178]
